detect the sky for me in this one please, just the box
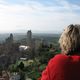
[0,0,80,33]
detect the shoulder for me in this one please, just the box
[47,54,70,68]
[49,54,69,63]
[41,54,71,80]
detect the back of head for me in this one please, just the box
[59,24,80,55]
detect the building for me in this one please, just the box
[6,33,13,43]
[26,30,32,47]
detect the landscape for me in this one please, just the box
[0,31,61,80]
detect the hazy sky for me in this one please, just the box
[0,0,80,33]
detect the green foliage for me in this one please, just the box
[39,51,54,64]
[55,49,61,54]
[39,64,46,72]
[9,64,19,72]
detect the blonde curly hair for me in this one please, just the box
[59,24,80,55]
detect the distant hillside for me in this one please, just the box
[0,34,10,43]
[33,33,61,37]
[0,33,61,43]
[0,33,26,43]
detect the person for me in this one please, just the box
[41,24,80,80]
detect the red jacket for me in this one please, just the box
[41,54,80,80]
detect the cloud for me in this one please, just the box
[0,0,79,33]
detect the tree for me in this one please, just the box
[18,62,24,70]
